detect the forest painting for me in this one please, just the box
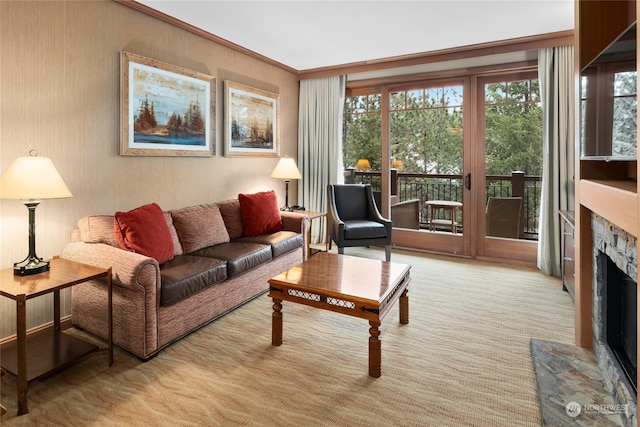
[120,51,215,156]
[224,81,279,157]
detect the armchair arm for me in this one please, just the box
[365,186,392,226]
[62,241,160,295]
[326,185,345,245]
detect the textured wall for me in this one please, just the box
[0,1,299,337]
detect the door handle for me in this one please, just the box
[465,173,471,190]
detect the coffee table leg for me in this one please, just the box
[368,320,381,378]
[272,298,282,346]
[400,288,409,324]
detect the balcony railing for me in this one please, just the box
[347,169,541,239]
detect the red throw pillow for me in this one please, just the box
[238,190,283,236]
[114,203,174,264]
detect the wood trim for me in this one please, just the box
[300,30,574,81]
[346,61,539,93]
[579,179,638,236]
[115,0,298,74]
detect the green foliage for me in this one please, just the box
[484,80,542,175]
[343,79,542,177]
[343,95,382,170]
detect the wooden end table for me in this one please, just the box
[426,200,462,234]
[0,257,112,415]
[293,210,327,258]
[268,252,410,377]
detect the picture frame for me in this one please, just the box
[224,81,279,157]
[120,51,215,157]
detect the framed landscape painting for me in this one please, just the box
[224,81,279,157]
[120,51,215,156]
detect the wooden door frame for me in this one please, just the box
[473,71,539,265]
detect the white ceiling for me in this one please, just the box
[136,0,574,72]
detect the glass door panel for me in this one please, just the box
[479,73,540,262]
[389,83,463,235]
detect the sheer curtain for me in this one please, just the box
[537,45,575,275]
[298,75,346,244]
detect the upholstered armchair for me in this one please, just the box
[327,184,392,261]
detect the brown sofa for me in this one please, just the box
[61,197,309,360]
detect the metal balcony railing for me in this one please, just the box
[346,169,541,239]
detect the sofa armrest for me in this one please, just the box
[280,211,310,235]
[62,241,160,294]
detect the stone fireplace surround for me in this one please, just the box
[592,214,638,426]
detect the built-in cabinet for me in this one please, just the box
[560,210,576,301]
[574,0,638,376]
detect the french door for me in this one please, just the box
[383,79,469,257]
[343,69,542,264]
[474,71,540,263]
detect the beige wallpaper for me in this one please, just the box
[0,1,300,338]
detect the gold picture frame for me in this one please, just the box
[224,81,279,157]
[120,51,215,157]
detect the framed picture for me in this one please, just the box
[120,51,215,157]
[224,81,279,157]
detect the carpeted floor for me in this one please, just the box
[1,247,576,426]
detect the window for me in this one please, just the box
[343,95,381,172]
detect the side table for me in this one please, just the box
[293,210,327,257]
[426,200,462,234]
[0,257,112,415]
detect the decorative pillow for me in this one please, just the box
[171,204,230,254]
[217,199,244,239]
[114,203,175,264]
[238,190,282,236]
[163,211,184,256]
[77,215,118,247]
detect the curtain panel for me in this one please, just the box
[298,76,346,244]
[537,45,575,275]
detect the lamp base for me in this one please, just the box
[280,206,293,212]
[14,257,50,276]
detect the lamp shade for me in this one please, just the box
[270,157,302,180]
[0,155,72,200]
[355,159,371,171]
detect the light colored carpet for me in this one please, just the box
[0,247,575,426]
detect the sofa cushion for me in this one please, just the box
[233,231,303,258]
[159,255,227,306]
[114,203,174,264]
[217,199,244,239]
[164,211,184,256]
[171,204,230,253]
[238,190,282,236]
[78,215,118,247]
[191,242,272,278]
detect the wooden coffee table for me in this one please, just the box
[268,252,410,377]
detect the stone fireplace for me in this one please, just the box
[592,214,638,426]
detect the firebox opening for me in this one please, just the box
[605,255,638,394]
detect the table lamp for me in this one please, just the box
[0,150,73,275]
[355,159,371,171]
[270,157,301,211]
